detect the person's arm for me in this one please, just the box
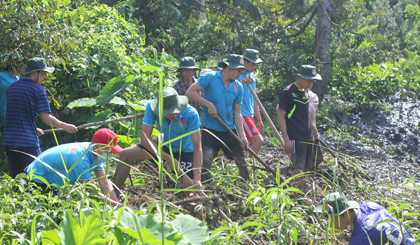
[233,103,249,148]
[39,113,78,133]
[310,94,319,140]
[80,179,122,207]
[254,102,264,133]
[311,117,319,140]
[190,131,202,187]
[276,107,292,153]
[140,124,180,171]
[94,170,120,203]
[186,83,217,118]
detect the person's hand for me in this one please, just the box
[170,158,180,173]
[284,138,293,154]
[240,74,254,85]
[207,103,218,118]
[37,128,44,136]
[257,120,264,133]
[63,124,78,134]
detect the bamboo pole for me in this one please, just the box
[246,83,286,149]
[214,116,288,184]
[43,113,145,134]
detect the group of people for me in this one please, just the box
[0,52,415,243]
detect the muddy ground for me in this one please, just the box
[124,95,420,204]
[122,96,420,243]
[321,97,420,188]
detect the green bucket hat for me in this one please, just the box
[149,87,188,117]
[176,57,201,72]
[314,192,360,216]
[21,58,55,75]
[243,49,263,64]
[297,65,322,80]
[218,54,249,72]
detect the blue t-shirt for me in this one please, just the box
[26,142,105,187]
[350,202,414,245]
[197,71,243,132]
[0,72,18,128]
[238,72,257,117]
[3,77,51,148]
[143,103,200,153]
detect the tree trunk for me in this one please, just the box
[312,0,332,104]
[199,0,207,25]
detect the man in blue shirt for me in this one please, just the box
[0,67,18,133]
[26,128,123,206]
[315,192,415,245]
[3,58,77,178]
[113,87,203,218]
[186,54,250,181]
[237,49,264,155]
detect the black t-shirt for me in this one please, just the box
[278,83,312,141]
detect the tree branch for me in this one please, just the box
[284,6,318,38]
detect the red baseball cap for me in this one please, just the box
[92,128,123,153]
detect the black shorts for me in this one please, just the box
[201,127,245,159]
[291,140,313,169]
[137,138,194,179]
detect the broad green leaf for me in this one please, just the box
[41,230,61,245]
[140,65,160,72]
[168,213,210,244]
[58,211,105,245]
[109,96,126,106]
[97,75,135,106]
[161,52,179,66]
[77,110,111,129]
[117,135,138,149]
[116,211,177,244]
[128,101,146,111]
[67,98,97,109]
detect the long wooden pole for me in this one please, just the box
[246,83,292,162]
[246,83,286,149]
[214,116,288,184]
[43,113,145,134]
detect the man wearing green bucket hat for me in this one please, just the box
[3,58,77,178]
[173,57,203,117]
[186,54,250,181]
[276,65,322,190]
[315,192,414,244]
[114,87,203,219]
[237,49,264,155]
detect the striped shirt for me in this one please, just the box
[3,78,51,148]
[173,77,203,118]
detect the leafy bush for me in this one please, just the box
[329,51,420,102]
